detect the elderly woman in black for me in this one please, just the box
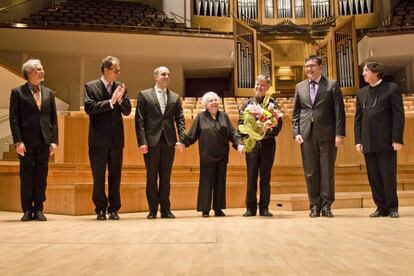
[182,92,240,217]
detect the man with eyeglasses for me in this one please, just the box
[292,55,345,218]
[84,56,131,220]
[355,59,405,218]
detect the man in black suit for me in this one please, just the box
[237,75,283,217]
[292,55,346,218]
[9,59,58,221]
[355,60,404,218]
[84,56,131,220]
[135,66,186,219]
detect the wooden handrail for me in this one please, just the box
[0,0,31,12]
[0,61,71,107]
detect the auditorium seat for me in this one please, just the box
[14,0,216,34]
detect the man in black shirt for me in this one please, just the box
[355,59,405,218]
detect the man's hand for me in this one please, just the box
[295,135,304,144]
[16,143,26,156]
[393,142,403,151]
[355,144,363,154]
[115,83,126,103]
[139,145,148,154]
[175,142,185,152]
[237,145,245,153]
[49,143,58,155]
[335,136,344,147]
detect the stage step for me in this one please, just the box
[271,191,414,211]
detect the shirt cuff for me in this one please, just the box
[109,100,114,109]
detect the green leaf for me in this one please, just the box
[239,125,264,140]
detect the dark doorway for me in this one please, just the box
[185,76,233,98]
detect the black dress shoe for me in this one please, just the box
[34,210,47,221]
[214,210,225,217]
[96,210,106,220]
[321,209,334,218]
[21,211,33,221]
[259,209,273,217]
[161,211,175,218]
[243,209,256,217]
[109,212,120,220]
[202,211,209,217]
[147,212,157,219]
[309,208,320,218]
[389,210,399,218]
[369,210,388,217]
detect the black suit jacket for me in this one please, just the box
[9,83,58,147]
[135,88,186,147]
[355,81,404,153]
[292,76,345,141]
[84,79,131,148]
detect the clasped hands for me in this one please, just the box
[110,83,126,105]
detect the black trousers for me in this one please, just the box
[245,138,276,211]
[198,159,227,212]
[19,143,50,212]
[301,129,337,211]
[144,135,175,214]
[364,151,398,212]
[89,146,123,213]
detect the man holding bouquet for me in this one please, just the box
[237,74,283,217]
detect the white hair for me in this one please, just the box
[201,91,220,108]
[22,59,42,80]
[153,66,169,77]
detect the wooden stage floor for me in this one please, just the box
[1,207,414,275]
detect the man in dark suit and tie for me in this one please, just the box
[355,59,404,218]
[135,66,186,219]
[9,59,58,221]
[292,55,346,218]
[84,56,131,220]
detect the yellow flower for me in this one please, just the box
[266,86,276,97]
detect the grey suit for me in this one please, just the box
[135,88,186,214]
[292,76,345,210]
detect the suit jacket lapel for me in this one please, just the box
[24,83,39,110]
[304,80,312,105]
[313,76,326,105]
[150,88,162,115]
[97,79,110,99]
[164,89,173,115]
[39,85,45,111]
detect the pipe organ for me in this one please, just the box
[264,0,306,19]
[194,0,230,16]
[265,0,274,18]
[311,0,331,18]
[335,33,354,87]
[317,45,329,78]
[338,0,372,16]
[235,20,256,89]
[237,0,258,20]
[327,17,359,94]
[258,41,274,84]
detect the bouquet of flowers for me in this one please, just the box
[239,87,282,152]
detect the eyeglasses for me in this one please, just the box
[304,64,318,69]
[109,68,121,74]
[363,96,377,109]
